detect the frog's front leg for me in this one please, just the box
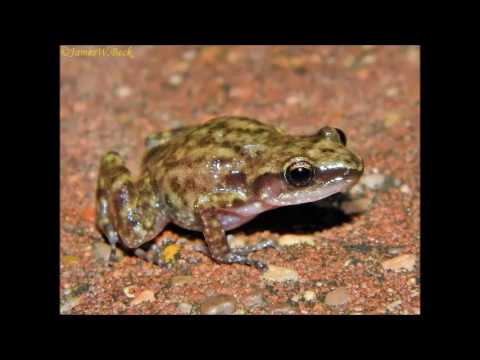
[197,207,269,271]
[96,151,169,263]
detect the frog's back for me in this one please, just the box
[143,116,281,170]
[141,117,283,221]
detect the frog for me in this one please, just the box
[96,116,364,270]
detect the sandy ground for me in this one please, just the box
[60,45,420,315]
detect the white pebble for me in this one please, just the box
[262,265,299,283]
[116,86,132,98]
[177,303,193,314]
[303,290,317,302]
[278,234,315,247]
[168,74,183,87]
[382,254,416,272]
[361,174,386,190]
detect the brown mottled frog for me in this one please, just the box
[96,116,364,270]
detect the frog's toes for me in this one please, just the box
[219,253,269,271]
[230,238,277,256]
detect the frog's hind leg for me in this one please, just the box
[96,151,169,264]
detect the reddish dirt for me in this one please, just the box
[60,45,420,315]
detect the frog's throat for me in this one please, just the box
[269,179,354,207]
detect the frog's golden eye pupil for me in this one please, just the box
[285,162,314,187]
[335,128,347,146]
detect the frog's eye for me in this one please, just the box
[335,128,347,146]
[317,127,347,146]
[285,161,315,187]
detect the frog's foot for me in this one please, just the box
[198,208,269,271]
[230,238,277,256]
[220,253,269,271]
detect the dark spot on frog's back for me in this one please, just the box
[170,177,181,192]
[224,171,247,188]
[321,148,335,153]
[184,177,197,191]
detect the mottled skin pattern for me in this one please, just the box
[96,116,364,270]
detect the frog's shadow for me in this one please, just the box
[167,197,353,239]
[234,202,352,236]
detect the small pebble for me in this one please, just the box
[123,285,138,298]
[229,87,253,100]
[262,265,299,283]
[200,294,237,315]
[387,246,404,255]
[243,291,266,309]
[385,87,399,97]
[361,54,376,65]
[312,303,325,313]
[81,206,95,223]
[227,234,246,249]
[386,300,402,312]
[324,287,350,306]
[303,290,317,302]
[116,86,132,98]
[60,296,82,314]
[400,184,411,194]
[271,303,296,315]
[163,244,181,263]
[63,255,79,266]
[290,294,301,303]
[73,101,87,113]
[182,49,197,61]
[381,254,416,272]
[278,234,315,247]
[131,290,155,306]
[92,242,112,262]
[170,275,193,287]
[177,303,193,314]
[384,112,401,127]
[168,74,183,87]
[361,174,387,190]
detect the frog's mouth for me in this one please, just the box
[264,168,362,207]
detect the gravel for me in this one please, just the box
[170,275,194,287]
